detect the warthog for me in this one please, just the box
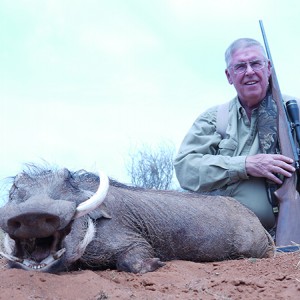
[0,166,274,273]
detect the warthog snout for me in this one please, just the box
[8,213,60,239]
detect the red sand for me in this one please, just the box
[0,251,299,299]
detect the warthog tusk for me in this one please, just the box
[0,248,66,271]
[74,171,109,219]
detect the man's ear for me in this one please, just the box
[225,69,233,85]
[267,60,272,77]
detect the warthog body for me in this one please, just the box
[0,166,274,273]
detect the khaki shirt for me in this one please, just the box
[174,96,276,229]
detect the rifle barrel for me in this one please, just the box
[259,20,299,167]
[259,20,282,97]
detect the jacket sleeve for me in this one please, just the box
[174,106,248,192]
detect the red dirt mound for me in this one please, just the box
[0,252,299,299]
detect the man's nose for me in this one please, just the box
[245,63,255,75]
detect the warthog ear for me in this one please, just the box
[14,172,33,186]
[57,168,72,180]
[88,203,112,220]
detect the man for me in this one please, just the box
[174,38,296,232]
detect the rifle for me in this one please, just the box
[259,20,300,246]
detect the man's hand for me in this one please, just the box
[246,154,296,185]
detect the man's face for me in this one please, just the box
[225,46,271,108]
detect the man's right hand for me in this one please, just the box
[245,154,296,184]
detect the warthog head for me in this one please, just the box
[0,167,109,272]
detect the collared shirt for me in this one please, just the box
[174,96,276,229]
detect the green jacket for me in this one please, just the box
[174,96,276,229]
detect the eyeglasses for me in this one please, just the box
[230,60,266,74]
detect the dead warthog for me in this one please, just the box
[0,166,274,273]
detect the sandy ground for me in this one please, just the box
[0,251,299,300]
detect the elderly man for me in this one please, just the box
[174,38,296,234]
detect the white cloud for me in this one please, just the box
[79,23,161,58]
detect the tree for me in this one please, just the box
[126,142,175,190]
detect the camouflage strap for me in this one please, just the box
[257,93,278,154]
[257,93,279,215]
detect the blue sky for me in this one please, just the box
[1,0,300,202]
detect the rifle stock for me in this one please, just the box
[259,20,300,246]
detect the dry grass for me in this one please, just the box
[0,230,8,270]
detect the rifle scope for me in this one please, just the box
[286,99,300,145]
